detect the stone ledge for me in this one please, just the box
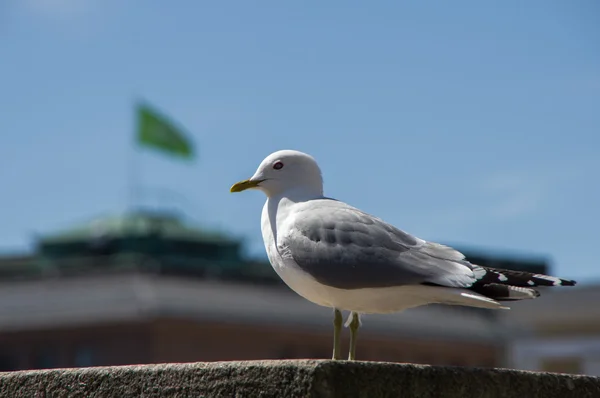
[0,360,599,398]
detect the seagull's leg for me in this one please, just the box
[347,311,361,361]
[332,308,343,360]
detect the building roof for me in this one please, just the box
[0,271,506,344]
[39,211,234,245]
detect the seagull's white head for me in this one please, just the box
[230,149,324,198]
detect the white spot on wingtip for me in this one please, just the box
[527,280,535,286]
[497,274,508,282]
[533,274,562,286]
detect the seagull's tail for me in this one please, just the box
[468,267,576,302]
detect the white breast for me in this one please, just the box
[261,199,336,308]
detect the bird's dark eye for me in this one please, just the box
[273,161,284,170]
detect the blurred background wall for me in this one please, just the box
[0,212,597,375]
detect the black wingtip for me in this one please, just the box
[477,267,578,288]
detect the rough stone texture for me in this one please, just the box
[0,360,599,398]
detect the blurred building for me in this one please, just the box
[505,285,600,376]
[0,211,555,371]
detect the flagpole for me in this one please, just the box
[128,99,140,214]
[128,134,136,213]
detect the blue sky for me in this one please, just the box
[2,1,599,281]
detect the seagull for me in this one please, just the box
[230,149,576,361]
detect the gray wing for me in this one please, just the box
[280,199,478,290]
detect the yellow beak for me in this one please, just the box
[230,179,263,193]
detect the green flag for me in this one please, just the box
[136,103,194,159]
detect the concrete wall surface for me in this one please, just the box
[0,360,599,398]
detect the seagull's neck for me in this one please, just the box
[264,186,323,243]
[267,185,324,203]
